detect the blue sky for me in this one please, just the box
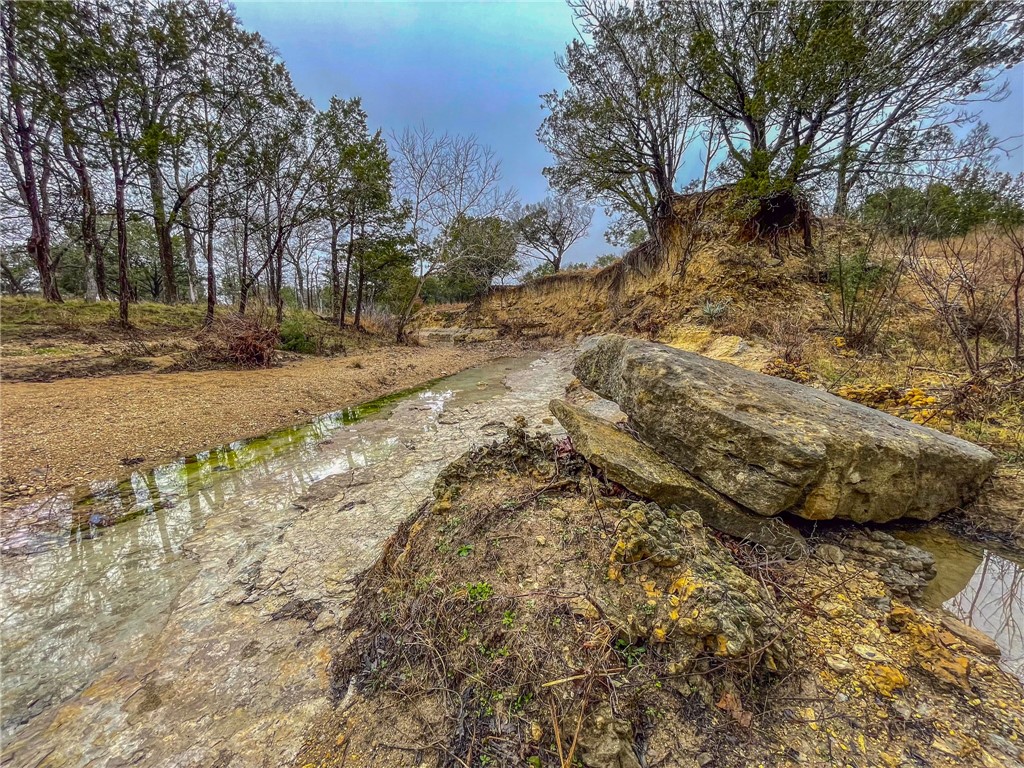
[233,1,1024,264]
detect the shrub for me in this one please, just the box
[279,314,319,354]
[699,297,730,324]
[823,234,906,350]
[907,231,1013,374]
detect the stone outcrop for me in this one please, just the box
[607,502,791,671]
[573,335,996,523]
[840,529,937,600]
[550,399,805,555]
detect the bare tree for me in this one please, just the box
[392,124,514,340]
[1,1,61,301]
[1001,223,1024,362]
[514,195,593,272]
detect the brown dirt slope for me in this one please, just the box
[414,201,1024,545]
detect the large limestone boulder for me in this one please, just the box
[573,335,996,523]
[550,399,805,555]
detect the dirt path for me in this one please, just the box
[0,341,523,497]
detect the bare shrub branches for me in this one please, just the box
[907,230,1017,374]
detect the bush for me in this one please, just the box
[824,236,906,351]
[278,311,344,355]
[279,314,319,354]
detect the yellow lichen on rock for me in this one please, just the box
[863,663,909,698]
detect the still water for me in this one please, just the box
[1,354,562,750]
[897,527,1024,681]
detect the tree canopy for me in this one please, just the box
[540,0,1024,233]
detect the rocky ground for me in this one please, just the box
[296,422,1024,768]
[292,333,1023,768]
[1,338,528,502]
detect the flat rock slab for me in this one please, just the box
[574,335,996,523]
[550,399,805,556]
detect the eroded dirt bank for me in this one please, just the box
[0,340,528,499]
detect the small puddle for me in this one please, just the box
[0,354,556,740]
[896,527,1024,681]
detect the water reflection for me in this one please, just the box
[4,383,446,555]
[0,358,528,737]
[899,528,1024,681]
[941,550,1024,680]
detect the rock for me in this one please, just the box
[609,502,688,568]
[853,644,891,662]
[843,530,937,600]
[569,596,601,620]
[312,610,338,632]
[550,399,805,557]
[984,733,1021,761]
[940,615,1001,658]
[573,335,996,523]
[577,702,641,768]
[608,503,791,671]
[814,544,845,565]
[816,601,850,619]
[863,664,909,697]
[825,654,855,674]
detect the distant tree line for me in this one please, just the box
[2,0,599,331]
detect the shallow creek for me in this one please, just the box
[895,527,1024,681]
[1,350,1021,766]
[1,352,571,767]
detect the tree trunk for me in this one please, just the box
[204,177,217,326]
[294,258,305,310]
[239,219,250,315]
[1012,264,1022,361]
[354,260,366,330]
[62,132,101,301]
[114,173,130,328]
[2,2,60,302]
[182,200,199,302]
[339,214,355,327]
[396,273,427,343]
[1,260,27,294]
[273,225,284,326]
[329,220,340,319]
[147,161,178,303]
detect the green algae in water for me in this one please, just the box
[69,379,446,534]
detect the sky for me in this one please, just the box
[232,1,1024,265]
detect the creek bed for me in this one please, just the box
[1,353,571,765]
[1,349,1021,765]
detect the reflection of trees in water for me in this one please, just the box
[946,552,1024,679]
[3,356,549,733]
